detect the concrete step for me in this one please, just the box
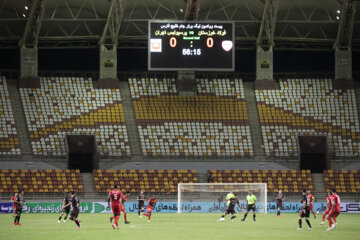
[355,82,360,124]
[243,82,264,155]
[312,173,327,200]
[81,173,96,193]
[7,80,33,154]
[119,81,143,156]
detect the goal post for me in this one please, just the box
[177,183,267,214]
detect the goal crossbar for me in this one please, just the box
[178,183,267,214]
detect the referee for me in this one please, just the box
[241,190,257,221]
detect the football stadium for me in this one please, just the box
[0,0,360,239]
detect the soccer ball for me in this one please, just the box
[219,218,225,222]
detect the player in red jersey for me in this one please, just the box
[143,196,157,222]
[120,193,130,224]
[327,188,341,231]
[320,192,332,225]
[108,185,123,229]
[13,190,24,226]
[307,190,316,218]
[11,193,18,217]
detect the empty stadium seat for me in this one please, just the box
[256,79,360,157]
[129,77,253,156]
[20,77,130,156]
[323,169,360,193]
[208,169,313,193]
[0,169,83,193]
[0,76,20,155]
[93,169,198,193]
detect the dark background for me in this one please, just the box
[0,48,359,73]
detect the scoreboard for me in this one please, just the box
[148,21,234,71]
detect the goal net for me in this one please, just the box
[177,183,267,213]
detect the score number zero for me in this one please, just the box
[169,37,214,48]
[169,37,214,56]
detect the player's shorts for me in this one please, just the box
[300,207,310,218]
[138,202,144,209]
[276,201,283,208]
[309,204,314,211]
[247,204,255,212]
[112,204,121,215]
[225,208,235,215]
[70,209,79,219]
[146,206,153,214]
[62,206,70,214]
[328,209,340,218]
[15,208,22,215]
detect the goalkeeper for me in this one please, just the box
[218,194,242,222]
[225,191,235,206]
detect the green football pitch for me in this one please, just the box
[0,213,358,240]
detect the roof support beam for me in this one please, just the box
[334,0,356,49]
[334,0,356,81]
[256,0,279,81]
[19,0,47,79]
[99,0,125,81]
[184,0,200,21]
[99,0,126,50]
[257,0,279,50]
[19,0,47,48]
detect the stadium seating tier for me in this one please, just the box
[323,169,360,193]
[20,77,130,156]
[93,169,198,193]
[0,77,20,155]
[208,169,313,193]
[0,169,83,193]
[256,79,360,157]
[129,77,253,156]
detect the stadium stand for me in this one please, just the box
[129,77,253,156]
[0,77,20,155]
[323,169,360,193]
[0,169,83,193]
[93,169,198,193]
[207,169,313,193]
[20,77,130,156]
[256,78,360,157]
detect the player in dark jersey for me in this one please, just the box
[218,194,242,222]
[143,196,157,222]
[13,190,24,226]
[58,192,71,223]
[276,189,285,217]
[137,191,145,218]
[298,189,312,230]
[63,191,81,229]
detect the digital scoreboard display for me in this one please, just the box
[148,21,235,71]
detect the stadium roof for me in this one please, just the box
[0,0,359,50]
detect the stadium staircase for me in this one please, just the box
[356,81,360,123]
[119,81,143,156]
[243,82,265,156]
[7,80,33,154]
[311,173,327,201]
[80,173,101,200]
